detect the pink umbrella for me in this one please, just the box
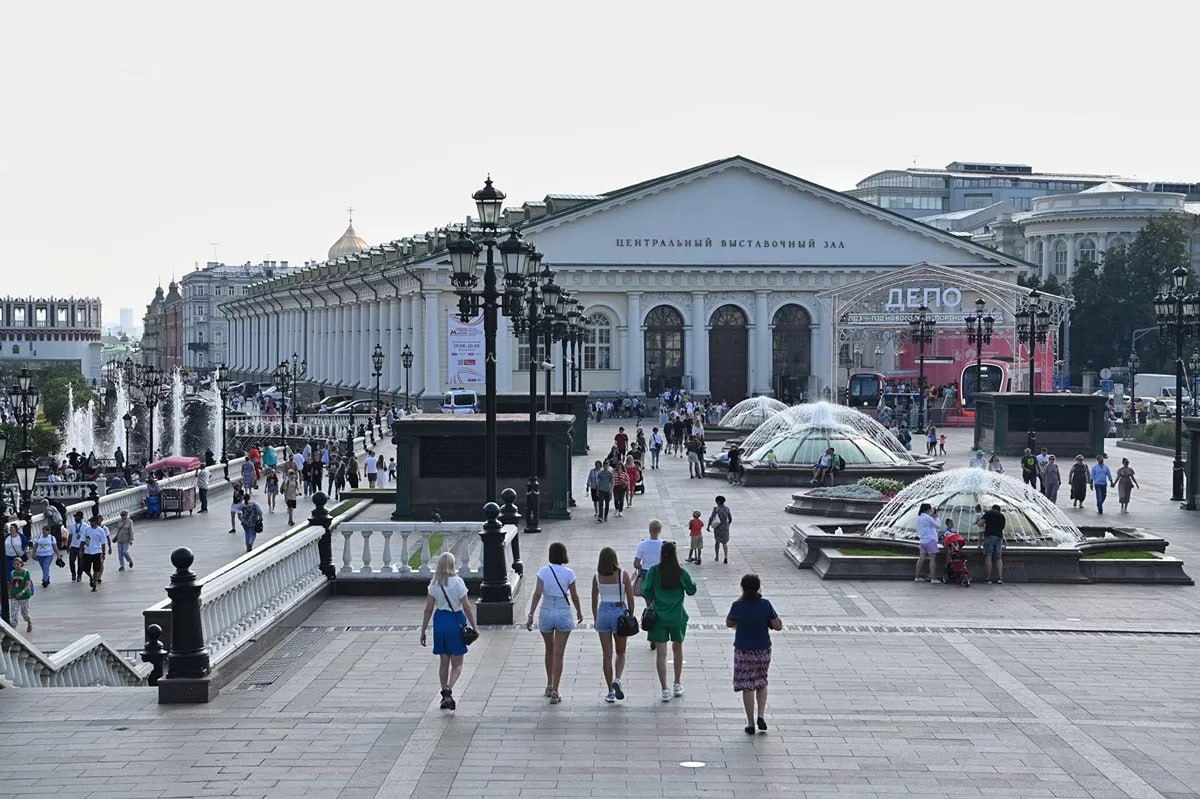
[145,455,203,473]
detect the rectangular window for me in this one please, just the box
[964,193,992,210]
[584,326,612,370]
[1054,247,1068,275]
[517,343,545,372]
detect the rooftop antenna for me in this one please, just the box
[912,154,918,168]
[209,242,219,261]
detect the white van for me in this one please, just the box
[441,390,479,414]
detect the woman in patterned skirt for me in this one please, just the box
[726,573,782,735]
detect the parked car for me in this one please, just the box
[328,399,375,415]
[441,390,479,414]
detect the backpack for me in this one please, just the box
[241,502,263,532]
[832,454,845,472]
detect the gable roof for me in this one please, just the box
[520,155,1033,270]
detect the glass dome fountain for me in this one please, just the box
[740,401,916,463]
[865,468,1084,547]
[745,423,913,468]
[718,396,789,431]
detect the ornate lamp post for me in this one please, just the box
[1128,351,1140,426]
[907,306,935,430]
[564,302,582,397]
[15,447,38,535]
[121,412,134,482]
[371,342,385,427]
[1014,288,1053,453]
[1189,348,1200,416]
[216,364,231,478]
[273,360,290,451]
[1152,266,1200,501]
[512,247,547,536]
[0,429,10,624]
[288,352,306,422]
[400,344,414,412]
[141,365,161,461]
[12,367,40,450]
[965,297,995,449]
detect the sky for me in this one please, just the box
[2,1,1197,322]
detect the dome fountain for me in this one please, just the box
[785,467,1191,584]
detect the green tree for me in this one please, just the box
[40,373,100,429]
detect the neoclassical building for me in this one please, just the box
[221,157,1031,405]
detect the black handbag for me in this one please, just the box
[607,570,640,637]
[640,604,658,632]
[441,585,479,646]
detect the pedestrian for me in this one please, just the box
[978,503,1006,584]
[938,434,947,456]
[31,525,58,588]
[364,450,379,487]
[590,546,636,703]
[111,510,135,571]
[525,542,584,705]
[282,468,300,525]
[1090,455,1115,514]
[196,465,210,513]
[968,449,986,469]
[239,493,264,552]
[914,503,942,583]
[333,457,347,499]
[80,514,111,591]
[708,495,733,564]
[1068,455,1089,508]
[987,454,1004,473]
[642,541,697,703]
[5,523,28,583]
[612,460,629,517]
[926,425,937,455]
[1116,457,1140,513]
[240,456,257,492]
[1041,455,1061,503]
[1019,448,1038,488]
[624,456,640,507]
[649,427,664,469]
[595,461,613,522]
[686,510,704,564]
[419,552,478,711]
[8,556,33,632]
[346,455,360,489]
[263,444,278,471]
[264,468,279,513]
[66,511,86,581]
[229,484,245,535]
[686,435,702,478]
[633,519,665,627]
[727,573,782,734]
[586,460,603,520]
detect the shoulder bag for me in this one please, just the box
[440,583,479,646]
[613,571,640,637]
[639,567,658,631]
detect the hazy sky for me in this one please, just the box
[2,1,1196,320]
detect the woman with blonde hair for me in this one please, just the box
[419,552,479,710]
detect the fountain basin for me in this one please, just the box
[713,460,942,488]
[785,523,1192,584]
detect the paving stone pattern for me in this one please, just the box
[1,425,1198,798]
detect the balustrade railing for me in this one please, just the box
[336,521,483,577]
[0,623,152,688]
[230,414,364,442]
[143,498,372,666]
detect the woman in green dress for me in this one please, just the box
[642,542,697,704]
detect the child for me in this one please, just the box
[765,449,779,469]
[708,495,733,565]
[687,511,704,564]
[938,434,947,456]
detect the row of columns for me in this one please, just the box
[1026,231,1122,281]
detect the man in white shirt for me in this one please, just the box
[66,511,87,582]
[81,515,112,591]
[364,451,379,487]
[196,466,211,513]
[968,450,987,469]
[633,519,665,582]
[292,450,306,473]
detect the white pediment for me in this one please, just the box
[523,160,1022,269]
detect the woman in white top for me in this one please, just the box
[419,552,479,711]
[591,547,636,703]
[526,542,584,704]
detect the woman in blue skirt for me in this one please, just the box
[420,552,479,710]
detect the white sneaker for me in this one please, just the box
[661,689,671,703]
[605,691,617,704]
[673,683,684,697]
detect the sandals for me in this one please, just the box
[549,691,561,704]
[544,685,554,697]
[439,688,456,710]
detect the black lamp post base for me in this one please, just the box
[1171,462,1185,502]
[476,588,519,625]
[158,675,220,704]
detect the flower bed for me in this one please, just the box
[807,484,883,501]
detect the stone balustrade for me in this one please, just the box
[230,414,366,442]
[336,521,484,577]
[0,623,152,688]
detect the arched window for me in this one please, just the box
[643,305,685,394]
[1033,240,1044,265]
[1078,238,1097,265]
[583,312,613,370]
[1107,236,1126,253]
[772,304,812,403]
[1053,240,1068,275]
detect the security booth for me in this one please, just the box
[974,393,1108,457]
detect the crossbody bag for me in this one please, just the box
[439,584,479,646]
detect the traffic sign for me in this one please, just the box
[1053,374,1071,391]
[1100,379,1115,393]
[1100,367,1113,380]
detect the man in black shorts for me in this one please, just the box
[977,504,1006,584]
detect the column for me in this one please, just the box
[1040,236,1051,282]
[690,291,709,397]
[386,298,401,394]
[626,292,643,394]
[331,306,343,386]
[1066,235,1077,278]
[423,291,440,398]
[810,302,831,398]
[411,293,425,397]
[753,290,772,394]
[619,325,631,393]
[367,300,380,386]
[344,303,356,387]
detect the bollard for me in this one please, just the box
[157,546,218,703]
[309,491,335,580]
[476,501,514,624]
[498,487,523,577]
[141,623,166,686]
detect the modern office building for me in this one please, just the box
[848,160,1200,218]
[0,296,104,381]
[119,307,134,333]
[179,260,304,373]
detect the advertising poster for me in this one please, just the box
[447,312,485,385]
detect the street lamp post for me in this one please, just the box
[216,364,231,478]
[514,248,546,536]
[1128,351,1140,426]
[908,306,935,430]
[289,352,306,423]
[15,448,38,537]
[141,366,161,461]
[12,368,39,451]
[1014,288,1053,453]
[1189,349,1200,416]
[965,297,995,449]
[0,429,10,625]
[1152,266,1199,502]
[121,412,134,482]
[371,343,385,430]
[400,344,414,412]
[273,361,290,452]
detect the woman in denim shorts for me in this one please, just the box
[526,542,584,704]
[591,547,636,703]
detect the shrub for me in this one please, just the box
[1132,423,1174,449]
[857,477,905,495]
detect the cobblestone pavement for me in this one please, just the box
[2,422,1198,798]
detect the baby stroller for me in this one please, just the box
[634,470,645,495]
[941,532,970,586]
